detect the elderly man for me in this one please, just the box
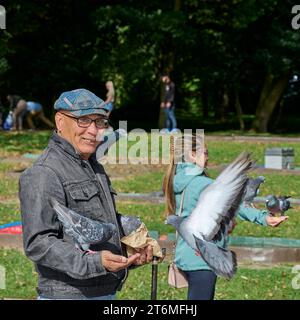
[20,88,153,300]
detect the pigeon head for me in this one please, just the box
[119,215,142,236]
[278,196,291,212]
[266,195,277,206]
[165,215,182,231]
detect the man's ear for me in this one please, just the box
[55,112,63,132]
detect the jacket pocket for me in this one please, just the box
[69,182,99,201]
[66,181,105,220]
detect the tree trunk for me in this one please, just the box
[234,90,245,131]
[272,97,284,131]
[251,70,292,133]
[216,84,229,123]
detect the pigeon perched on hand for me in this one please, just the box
[265,195,291,216]
[96,128,127,160]
[51,198,117,252]
[243,176,265,207]
[166,152,254,279]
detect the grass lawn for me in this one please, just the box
[0,249,298,300]
[0,203,20,225]
[0,131,299,300]
[0,131,51,155]
[0,131,300,165]
[112,169,300,198]
[118,262,300,300]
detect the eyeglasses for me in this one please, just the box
[61,113,109,129]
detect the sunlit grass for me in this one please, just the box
[0,249,298,300]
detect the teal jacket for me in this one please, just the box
[173,162,269,271]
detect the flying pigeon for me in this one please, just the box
[265,195,291,216]
[166,152,254,279]
[50,198,117,252]
[118,215,142,236]
[243,176,266,207]
[96,128,127,160]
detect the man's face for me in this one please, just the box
[55,112,106,160]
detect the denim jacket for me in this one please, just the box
[19,131,127,299]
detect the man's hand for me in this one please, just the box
[165,102,171,108]
[266,215,289,227]
[101,250,141,272]
[160,102,165,108]
[132,245,153,265]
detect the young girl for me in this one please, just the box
[163,134,288,300]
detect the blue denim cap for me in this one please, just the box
[54,88,108,117]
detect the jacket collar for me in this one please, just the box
[49,130,84,160]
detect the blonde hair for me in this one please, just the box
[162,134,205,216]
[106,81,114,89]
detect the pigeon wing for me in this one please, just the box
[185,152,254,242]
[194,235,237,279]
[244,176,265,203]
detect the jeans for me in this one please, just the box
[37,294,116,300]
[183,270,217,300]
[105,102,114,112]
[163,106,177,131]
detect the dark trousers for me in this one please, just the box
[183,270,217,300]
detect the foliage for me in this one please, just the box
[1,1,300,131]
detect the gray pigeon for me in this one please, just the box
[119,215,142,236]
[243,176,265,206]
[96,128,127,160]
[50,198,117,252]
[166,152,254,279]
[265,195,291,216]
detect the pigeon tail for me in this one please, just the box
[193,235,237,279]
[50,198,74,227]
